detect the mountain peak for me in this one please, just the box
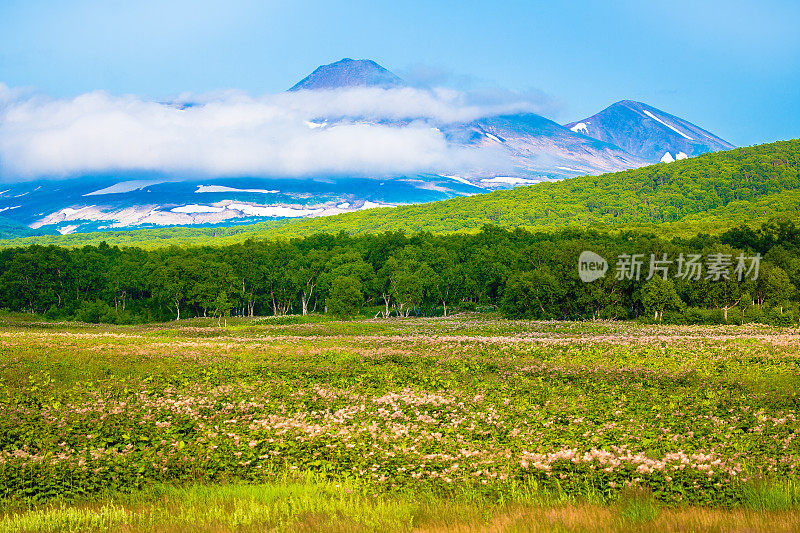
[565,100,734,163]
[289,58,405,91]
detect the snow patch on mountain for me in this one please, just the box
[444,175,480,187]
[57,225,79,235]
[643,110,693,140]
[360,201,392,210]
[481,176,540,185]
[226,204,322,217]
[195,185,279,194]
[171,204,226,213]
[31,201,329,229]
[61,206,96,217]
[570,122,588,134]
[84,180,164,196]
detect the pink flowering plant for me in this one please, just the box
[0,318,797,507]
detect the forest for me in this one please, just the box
[1,219,799,325]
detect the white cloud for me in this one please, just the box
[0,84,528,181]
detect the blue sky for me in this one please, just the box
[0,0,798,146]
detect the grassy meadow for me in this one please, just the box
[1,313,799,531]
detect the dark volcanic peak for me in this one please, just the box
[565,100,734,163]
[289,58,406,91]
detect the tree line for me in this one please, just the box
[1,221,799,325]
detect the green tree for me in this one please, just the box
[501,268,564,319]
[388,250,437,317]
[292,249,329,316]
[640,277,683,321]
[426,245,463,316]
[327,276,363,317]
[753,263,795,310]
[213,291,233,326]
[150,252,192,320]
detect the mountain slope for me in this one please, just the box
[0,174,483,236]
[216,140,799,237]
[289,58,405,91]
[0,216,45,239]
[457,113,647,179]
[2,139,796,248]
[565,100,734,163]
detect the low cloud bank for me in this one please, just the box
[0,83,543,181]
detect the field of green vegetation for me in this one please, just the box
[1,139,798,249]
[1,314,799,531]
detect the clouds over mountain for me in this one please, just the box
[0,83,541,181]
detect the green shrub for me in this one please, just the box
[74,300,118,324]
[327,276,363,318]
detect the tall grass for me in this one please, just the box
[742,479,800,511]
[2,478,800,532]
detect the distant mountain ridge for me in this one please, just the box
[565,100,734,163]
[0,58,737,236]
[288,58,650,180]
[288,59,731,175]
[451,113,646,179]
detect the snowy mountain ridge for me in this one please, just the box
[0,60,735,236]
[564,99,734,164]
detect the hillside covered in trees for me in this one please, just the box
[0,139,798,249]
[1,221,799,325]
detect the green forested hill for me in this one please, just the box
[2,139,798,248]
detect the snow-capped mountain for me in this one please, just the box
[564,100,734,164]
[0,60,734,236]
[289,59,648,180]
[289,58,405,91]
[452,113,646,180]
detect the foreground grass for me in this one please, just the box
[1,315,799,529]
[3,478,800,533]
